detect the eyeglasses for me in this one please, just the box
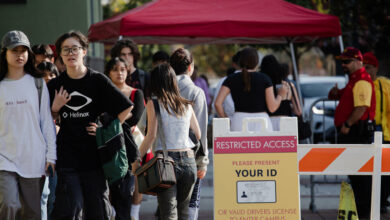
[341,59,354,65]
[61,46,83,56]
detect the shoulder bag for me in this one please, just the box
[135,98,176,195]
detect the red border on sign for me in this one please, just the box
[214,136,297,154]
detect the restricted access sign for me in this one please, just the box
[214,135,300,220]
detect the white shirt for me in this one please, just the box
[154,101,193,151]
[0,74,56,178]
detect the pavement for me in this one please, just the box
[138,152,390,220]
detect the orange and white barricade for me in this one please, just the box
[299,132,389,220]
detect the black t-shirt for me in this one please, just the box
[223,71,272,113]
[47,68,132,171]
[126,68,150,98]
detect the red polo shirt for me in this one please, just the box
[334,67,376,127]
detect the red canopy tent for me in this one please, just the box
[88,0,343,117]
[88,0,341,44]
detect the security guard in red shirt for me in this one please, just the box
[328,47,376,218]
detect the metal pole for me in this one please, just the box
[338,35,344,52]
[371,132,383,220]
[289,42,305,118]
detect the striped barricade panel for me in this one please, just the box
[298,144,390,175]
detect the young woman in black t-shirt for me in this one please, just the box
[214,47,288,132]
[48,31,132,220]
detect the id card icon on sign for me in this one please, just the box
[237,180,276,203]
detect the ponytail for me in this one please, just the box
[239,47,259,92]
[241,67,251,92]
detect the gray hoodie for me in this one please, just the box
[176,74,209,171]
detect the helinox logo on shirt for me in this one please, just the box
[65,91,92,111]
[62,111,89,118]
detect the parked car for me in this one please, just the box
[298,76,347,143]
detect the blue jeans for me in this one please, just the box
[188,178,202,220]
[47,173,57,220]
[157,151,197,220]
[109,171,135,220]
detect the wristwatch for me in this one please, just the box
[344,122,351,128]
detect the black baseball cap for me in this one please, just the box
[1,30,30,50]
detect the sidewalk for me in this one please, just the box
[139,152,390,219]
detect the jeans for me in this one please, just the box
[157,150,197,220]
[109,171,135,220]
[47,173,57,220]
[51,168,111,220]
[188,178,202,220]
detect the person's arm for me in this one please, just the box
[214,86,230,117]
[101,74,133,124]
[118,107,132,124]
[189,106,201,140]
[40,83,57,174]
[138,100,158,158]
[125,90,145,126]
[265,82,288,113]
[290,82,302,116]
[192,90,209,175]
[341,80,372,134]
[340,106,367,134]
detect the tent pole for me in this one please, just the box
[338,35,344,52]
[289,41,305,118]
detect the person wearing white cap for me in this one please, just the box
[0,30,57,219]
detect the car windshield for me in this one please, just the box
[300,83,337,98]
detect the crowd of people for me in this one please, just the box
[0,29,388,220]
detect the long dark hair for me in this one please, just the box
[0,47,40,81]
[169,48,193,75]
[150,63,192,116]
[260,54,282,86]
[239,47,259,92]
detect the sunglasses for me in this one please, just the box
[341,59,354,65]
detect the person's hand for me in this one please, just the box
[45,162,55,177]
[52,86,71,112]
[329,83,339,100]
[197,170,206,179]
[277,82,288,99]
[340,123,350,135]
[86,122,98,136]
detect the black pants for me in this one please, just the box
[109,171,135,220]
[51,168,111,220]
[338,120,374,218]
